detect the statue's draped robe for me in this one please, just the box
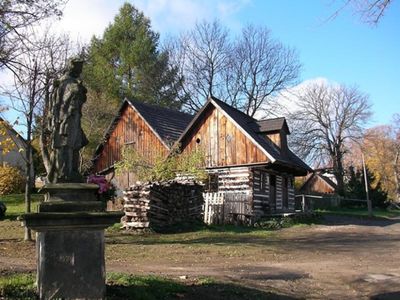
[47,74,88,183]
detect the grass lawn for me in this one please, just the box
[0,271,278,299]
[0,193,43,220]
[316,206,400,219]
[0,194,293,299]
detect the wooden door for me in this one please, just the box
[282,177,288,209]
[269,175,276,211]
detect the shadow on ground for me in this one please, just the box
[322,214,400,227]
[106,228,400,254]
[370,291,400,300]
[0,272,300,300]
[107,280,300,300]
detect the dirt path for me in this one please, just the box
[1,216,400,299]
[106,217,400,299]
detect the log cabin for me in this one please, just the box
[92,96,311,216]
[299,171,337,195]
[176,97,311,216]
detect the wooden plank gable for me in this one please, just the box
[181,105,269,168]
[93,104,168,173]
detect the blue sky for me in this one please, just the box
[1,0,399,131]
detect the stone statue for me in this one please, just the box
[41,57,88,183]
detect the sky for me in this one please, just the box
[1,0,399,131]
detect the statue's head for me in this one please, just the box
[65,56,84,78]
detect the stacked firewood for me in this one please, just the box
[122,180,204,230]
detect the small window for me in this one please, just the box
[289,177,294,188]
[206,173,219,192]
[260,173,269,192]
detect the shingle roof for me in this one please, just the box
[127,99,193,144]
[255,117,290,134]
[93,99,193,161]
[319,174,338,189]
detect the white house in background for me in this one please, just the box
[0,117,27,172]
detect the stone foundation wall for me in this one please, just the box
[122,180,204,230]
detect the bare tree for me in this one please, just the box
[329,0,392,25]
[168,20,231,111]
[1,29,73,240]
[0,0,67,74]
[230,25,301,117]
[289,82,372,195]
[168,21,301,116]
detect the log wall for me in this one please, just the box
[252,169,270,216]
[208,166,253,193]
[252,169,295,215]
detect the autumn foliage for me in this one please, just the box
[0,165,25,195]
[363,123,400,202]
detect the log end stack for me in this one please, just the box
[122,180,204,231]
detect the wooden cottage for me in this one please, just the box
[299,171,337,195]
[176,97,311,216]
[92,99,193,188]
[93,97,311,218]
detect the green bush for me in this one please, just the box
[0,165,25,195]
[254,213,322,230]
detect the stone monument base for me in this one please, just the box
[20,183,123,300]
[37,229,105,299]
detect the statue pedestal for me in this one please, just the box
[20,183,123,300]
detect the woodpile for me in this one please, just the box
[122,180,204,230]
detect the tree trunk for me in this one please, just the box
[333,147,345,196]
[24,117,33,241]
[394,148,400,202]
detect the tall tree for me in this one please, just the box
[0,0,66,73]
[345,165,388,207]
[230,25,300,117]
[363,115,400,202]
[83,3,182,109]
[168,20,231,111]
[289,82,372,195]
[168,21,300,115]
[329,0,392,25]
[1,29,73,240]
[79,90,119,173]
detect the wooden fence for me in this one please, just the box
[295,194,368,211]
[203,192,252,225]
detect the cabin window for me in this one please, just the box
[289,177,294,188]
[206,173,219,192]
[260,172,269,192]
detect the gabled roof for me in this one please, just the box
[127,99,193,145]
[299,172,337,193]
[254,117,290,134]
[176,96,312,174]
[0,117,27,147]
[93,99,193,159]
[319,175,338,190]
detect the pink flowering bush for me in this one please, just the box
[87,175,110,194]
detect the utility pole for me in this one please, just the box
[362,153,373,217]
